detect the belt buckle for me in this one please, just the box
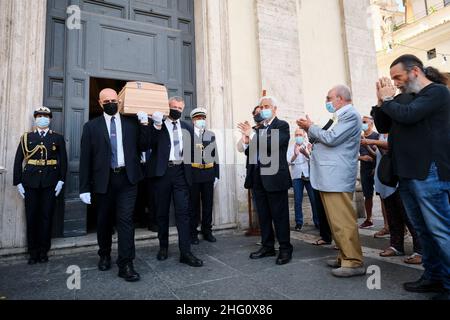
[113,167,121,173]
[38,159,46,166]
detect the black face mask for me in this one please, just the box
[169,109,182,120]
[103,103,118,116]
[253,113,264,124]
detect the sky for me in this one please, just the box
[396,0,405,11]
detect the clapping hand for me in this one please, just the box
[237,121,253,137]
[376,77,396,104]
[297,115,313,131]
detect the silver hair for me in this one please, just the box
[259,96,278,107]
[169,96,184,103]
[333,85,352,102]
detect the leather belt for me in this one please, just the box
[111,167,126,173]
[191,163,214,169]
[27,159,57,166]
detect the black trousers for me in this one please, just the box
[24,186,56,258]
[95,170,137,267]
[190,181,214,236]
[133,177,157,228]
[153,165,191,254]
[314,189,332,243]
[252,169,292,252]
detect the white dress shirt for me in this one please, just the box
[194,126,205,138]
[36,128,50,137]
[165,118,183,161]
[104,113,125,167]
[287,143,311,180]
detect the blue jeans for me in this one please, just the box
[292,178,319,227]
[398,163,450,290]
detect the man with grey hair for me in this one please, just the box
[138,96,203,268]
[238,96,293,265]
[298,85,365,277]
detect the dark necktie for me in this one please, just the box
[110,116,118,168]
[172,121,182,160]
[40,131,45,138]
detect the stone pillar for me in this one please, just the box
[255,0,305,125]
[0,0,47,249]
[341,0,379,113]
[194,0,238,226]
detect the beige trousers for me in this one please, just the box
[320,192,364,268]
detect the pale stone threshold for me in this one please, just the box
[0,223,238,261]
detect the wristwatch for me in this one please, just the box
[382,96,394,102]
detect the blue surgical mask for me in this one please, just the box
[295,137,305,145]
[36,116,50,128]
[326,102,336,113]
[261,109,273,120]
[195,120,206,129]
[362,123,369,131]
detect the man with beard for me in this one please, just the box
[375,54,450,300]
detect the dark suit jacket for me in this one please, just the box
[79,115,144,194]
[140,119,194,186]
[190,129,220,183]
[13,131,67,188]
[244,117,292,192]
[371,84,450,181]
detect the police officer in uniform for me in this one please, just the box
[189,108,220,244]
[13,107,67,264]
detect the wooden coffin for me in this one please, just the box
[118,81,169,115]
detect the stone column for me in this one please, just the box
[0,0,47,249]
[255,0,305,125]
[341,0,378,113]
[194,0,238,227]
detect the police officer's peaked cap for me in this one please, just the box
[33,106,53,118]
[190,107,207,119]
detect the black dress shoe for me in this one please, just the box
[249,247,276,259]
[276,251,292,265]
[191,236,200,245]
[157,248,168,261]
[98,256,112,271]
[202,232,217,243]
[403,277,444,293]
[180,252,203,267]
[118,263,140,282]
[28,257,38,265]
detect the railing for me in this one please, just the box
[394,1,449,30]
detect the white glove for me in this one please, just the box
[55,181,64,197]
[17,183,25,199]
[137,111,149,124]
[214,178,219,188]
[80,192,91,205]
[152,112,164,126]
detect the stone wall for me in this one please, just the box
[0,0,48,249]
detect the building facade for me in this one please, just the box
[0,0,378,253]
[372,0,450,77]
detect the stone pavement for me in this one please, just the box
[0,225,430,300]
